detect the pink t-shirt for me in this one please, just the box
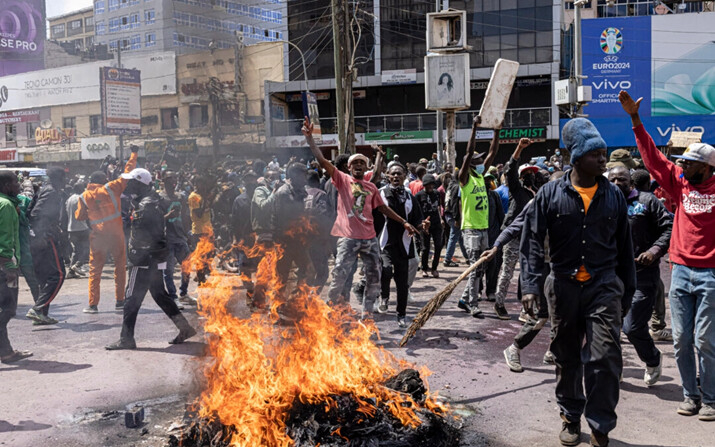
[331,169,385,240]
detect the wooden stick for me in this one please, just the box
[399,257,489,347]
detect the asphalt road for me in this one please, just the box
[0,260,712,447]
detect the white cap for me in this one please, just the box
[518,164,539,176]
[120,168,152,185]
[348,153,370,166]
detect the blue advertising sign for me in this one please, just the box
[581,16,651,118]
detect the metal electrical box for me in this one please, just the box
[426,11,468,52]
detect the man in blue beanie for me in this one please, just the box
[520,118,636,446]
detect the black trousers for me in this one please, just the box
[381,248,410,317]
[547,271,624,435]
[0,271,19,358]
[275,238,311,299]
[421,223,443,272]
[31,238,65,316]
[120,262,182,342]
[69,230,90,267]
[481,250,503,296]
[623,266,661,368]
[308,241,331,292]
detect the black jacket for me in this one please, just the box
[128,191,168,266]
[626,190,672,265]
[520,171,636,310]
[487,189,505,245]
[503,156,534,229]
[414,189,441,226]
[375,185,423,259]
[444,181,461,220]
[29,183,65,242]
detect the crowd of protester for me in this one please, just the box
[0,91,713,445]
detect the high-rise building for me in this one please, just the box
[92,0,287,55]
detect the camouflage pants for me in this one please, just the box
[329,237,381,313]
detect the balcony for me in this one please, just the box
[271,107,552,137]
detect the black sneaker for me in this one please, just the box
[82,305,99,314]
[590,430,609,447]
[470,306,484,319]
[543,350,556,365]
[115,300,125,310]
[443,260,458,267]
[559,416,581,446]
[494,303,510,320]
[677,397,702,416]
[377,299,388,314]
[457,299,473,313]
[397,316,407,328]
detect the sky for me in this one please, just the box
[46,0,94,19]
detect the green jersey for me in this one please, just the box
[460,173,489,230]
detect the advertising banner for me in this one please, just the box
[582,16,651,118]
[100,67,141,136]
[0,0,46,77]
[0,148,18,162]
[382,69,417,85]
[0,51,176,112]
[81,136,118,160]
[0,109,38,124]
[565,12,715,148]
[365,131,434,145]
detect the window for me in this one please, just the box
[26,122,39,142]
[109,0,119,11]
[96,21,106,35]
[120,38,130,50]
[130,34,141,50]
[189,105,209,128]
[85,17,94,28]
[67,19,83,36]
[51,24,65,38]
[161,108,179,129]
[145,32,156,47]
[121,15,130,30]
[86,36,94,47]
[145,9,155,24]
[95,0,105,14]
[5,124,16,143]
[70,20,82,30]
[130,12,140,28]
[109,40,118,51]
[90,115,102,135]
[109,18,119,32]
[63,117,76,129]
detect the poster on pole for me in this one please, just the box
[302,91,322,144]
[100,67,141,135]
[425,53,471,111]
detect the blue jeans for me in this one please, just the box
[444,215,467,262]
[163,241,191,299]
[669,263,715,404]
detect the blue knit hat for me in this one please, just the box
[562,118,607,164]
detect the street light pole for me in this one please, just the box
[572,0,587,117]
[435,0,444,167]
[277,40,309,93]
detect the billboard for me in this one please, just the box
[425,53,471,110]
[0,51,176,112]
[563,13,715,147]
[100,67,141,135]
[0,0,45,77]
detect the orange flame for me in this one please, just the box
[193,237,447,446]
[182,236,215,275]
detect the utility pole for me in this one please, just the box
[331,0,347,154]
[435,0,444,167]
[571,0,588,117]
[234,32,246,124]
[117,45,124,162]
[208,77,222,164]
[343,0,355,155]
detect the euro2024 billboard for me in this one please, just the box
[561,12,715,148]
[0,0,46,77]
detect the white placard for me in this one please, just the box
[81,136,118,160]
[479,59,520,129]
[0,52,176,112]
[425,53,471,110]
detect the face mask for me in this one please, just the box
[555,150,561,156]
[522,174,535,187]
[475,164,485,175]
[548,167,555,173]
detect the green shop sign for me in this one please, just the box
[364,131,433,145]
[498,127,547,143]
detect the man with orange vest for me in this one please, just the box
[76,146,138,313]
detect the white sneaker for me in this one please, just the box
[407,292,416,303]
[644,351,662,386]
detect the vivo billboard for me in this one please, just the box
[0,0,45,77]
[561,12,715,147]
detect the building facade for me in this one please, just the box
[48,7,96,51]
[92,0,287,56]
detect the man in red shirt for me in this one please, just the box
[620,91,715,421]
[301,118,418,319]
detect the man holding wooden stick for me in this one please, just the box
[456,116,501,318]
